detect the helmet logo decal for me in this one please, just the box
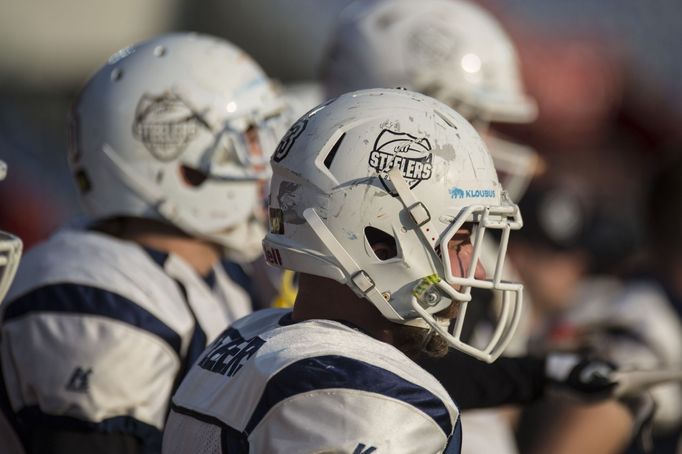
[264,246,283,266]
[269,207,284,234]
[412,274,441,298]
[407,26,458,69]
[276,181,306,225]
[449,187,496,199]
[369,129,433,193]
[132,93,204,161]
[273,117,308,163]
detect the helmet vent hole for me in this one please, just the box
[153,46,167,57]
[435,109,457,130]
[323,133,345,169]
[110,68,123,82]
[180,165,208,187]
[365,226,397,261]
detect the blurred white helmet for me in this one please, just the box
[69,32,291,260]
[263,88,523,362]
[321,0,540,201]
[0,161,23,302]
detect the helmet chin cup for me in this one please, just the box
[410,283,524,363]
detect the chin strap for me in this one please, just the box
[303,207,425,327]
[387,167,441,249]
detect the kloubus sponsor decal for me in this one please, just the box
[449,187,496,199]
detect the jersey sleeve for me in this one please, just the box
[0,283,182,447]
[418,349,546,409]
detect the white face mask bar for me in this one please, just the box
[0,231,22,302]
[212,109,290,180]
[173,89,290,181]
[388,166,524,363]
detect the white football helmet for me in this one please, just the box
[321,0,540,201]
[69,32,291,260]
[263,88,523,362]
[0,161,23,302]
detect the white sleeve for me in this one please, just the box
[2,309,180,430]
[248,389,451,454]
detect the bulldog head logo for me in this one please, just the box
[369,129,433,194]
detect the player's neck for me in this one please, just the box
[93,217,221,276]
[293,273,396,345]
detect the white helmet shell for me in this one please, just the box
[322,0,537,123]
[264,88,524,362]
[0,161,23,302]
[69,32,290,255]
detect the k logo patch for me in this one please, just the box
[369,129,433,194]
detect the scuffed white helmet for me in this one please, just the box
[321,0,540,201]
[263,88,523,362]
[322,0,536,122]
[0,161,22,302]
[69,32,290,259]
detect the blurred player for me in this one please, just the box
[319,1,642,452]
[320,0,539,357]
[319,1,540,452]
[0,33,290,453]
[163,88,525,453]
[321,0,543,205]
[554,154,682,452]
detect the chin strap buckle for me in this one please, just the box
[408,201,431,227]
[351,270,375,293]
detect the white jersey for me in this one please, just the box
[164,309,461,454]
[0,227,252,449]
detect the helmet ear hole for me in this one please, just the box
[365,226,397,261]
[180,165,208,187]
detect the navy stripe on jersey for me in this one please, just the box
[143,246,216,291]
[171,280,207,391]
[244,355,453,437]
[141,246,169,269]
[15,405,162,451]
[444,418,462,453]
[170,403,249,454]
[222,260,259,309]
[3,283,182,356]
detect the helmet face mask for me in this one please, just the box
[0,161,23,302]
[264,88,524,362]
[69,33,291,259]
